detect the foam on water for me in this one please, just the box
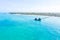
[0,13,60,40]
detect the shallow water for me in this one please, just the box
[0,13,60,40]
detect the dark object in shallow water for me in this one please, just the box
[34,18,41,21]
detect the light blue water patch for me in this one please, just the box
[0,13,60,40]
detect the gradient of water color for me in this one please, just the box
[0,13,60,40]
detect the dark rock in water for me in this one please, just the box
[35,18,37,20]
[34,18,41,21]
[38,18,41,21]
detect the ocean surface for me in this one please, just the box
[0,13,60,40]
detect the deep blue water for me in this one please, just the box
[0,13,60,40]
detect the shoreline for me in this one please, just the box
[10,12,60,17]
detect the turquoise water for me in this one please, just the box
[0,13,60,40]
